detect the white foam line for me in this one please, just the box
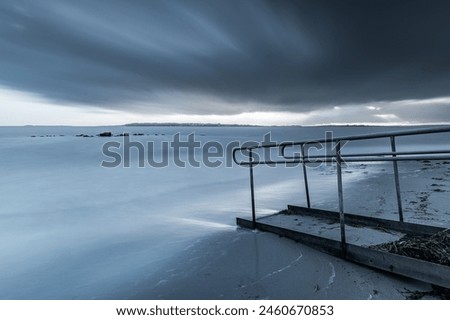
[240,250,303,288]
[154,279,168,288]
[327,262,336,287]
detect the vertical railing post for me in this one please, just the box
[249,148,257,228]
[336,140,347,255]
[300,144,311,208]
[390,136,404,222]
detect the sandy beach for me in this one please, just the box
[119,229,434,300]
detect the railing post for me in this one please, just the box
[300,144,311,208]
[249,149,257,228]
[336,140,347,256]
[390,136,404,222]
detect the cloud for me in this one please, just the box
[1,0,450,121]
[374,114,400,121]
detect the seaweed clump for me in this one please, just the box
[401,286,450,300]
[372,229,450,300]
[371,229,450,266]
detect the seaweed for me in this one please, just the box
[371,229,450,266]
[372,230,450,299]
[401,286,450,300]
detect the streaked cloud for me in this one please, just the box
[1,0,450,124]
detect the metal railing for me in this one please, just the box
[232,126,450,254]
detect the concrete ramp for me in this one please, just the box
[237,205,450,289]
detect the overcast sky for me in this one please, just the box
[1,0,450,125]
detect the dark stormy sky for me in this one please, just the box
[1,0,450,125]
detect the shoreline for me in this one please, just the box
[122,159,450,300]
[119,228,432,300]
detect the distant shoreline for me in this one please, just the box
[124,123,448,128]
[0,123,446,128]
[124,122,262,127]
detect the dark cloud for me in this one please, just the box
[1,0,450,115]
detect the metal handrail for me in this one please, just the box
[232,126,450,255]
